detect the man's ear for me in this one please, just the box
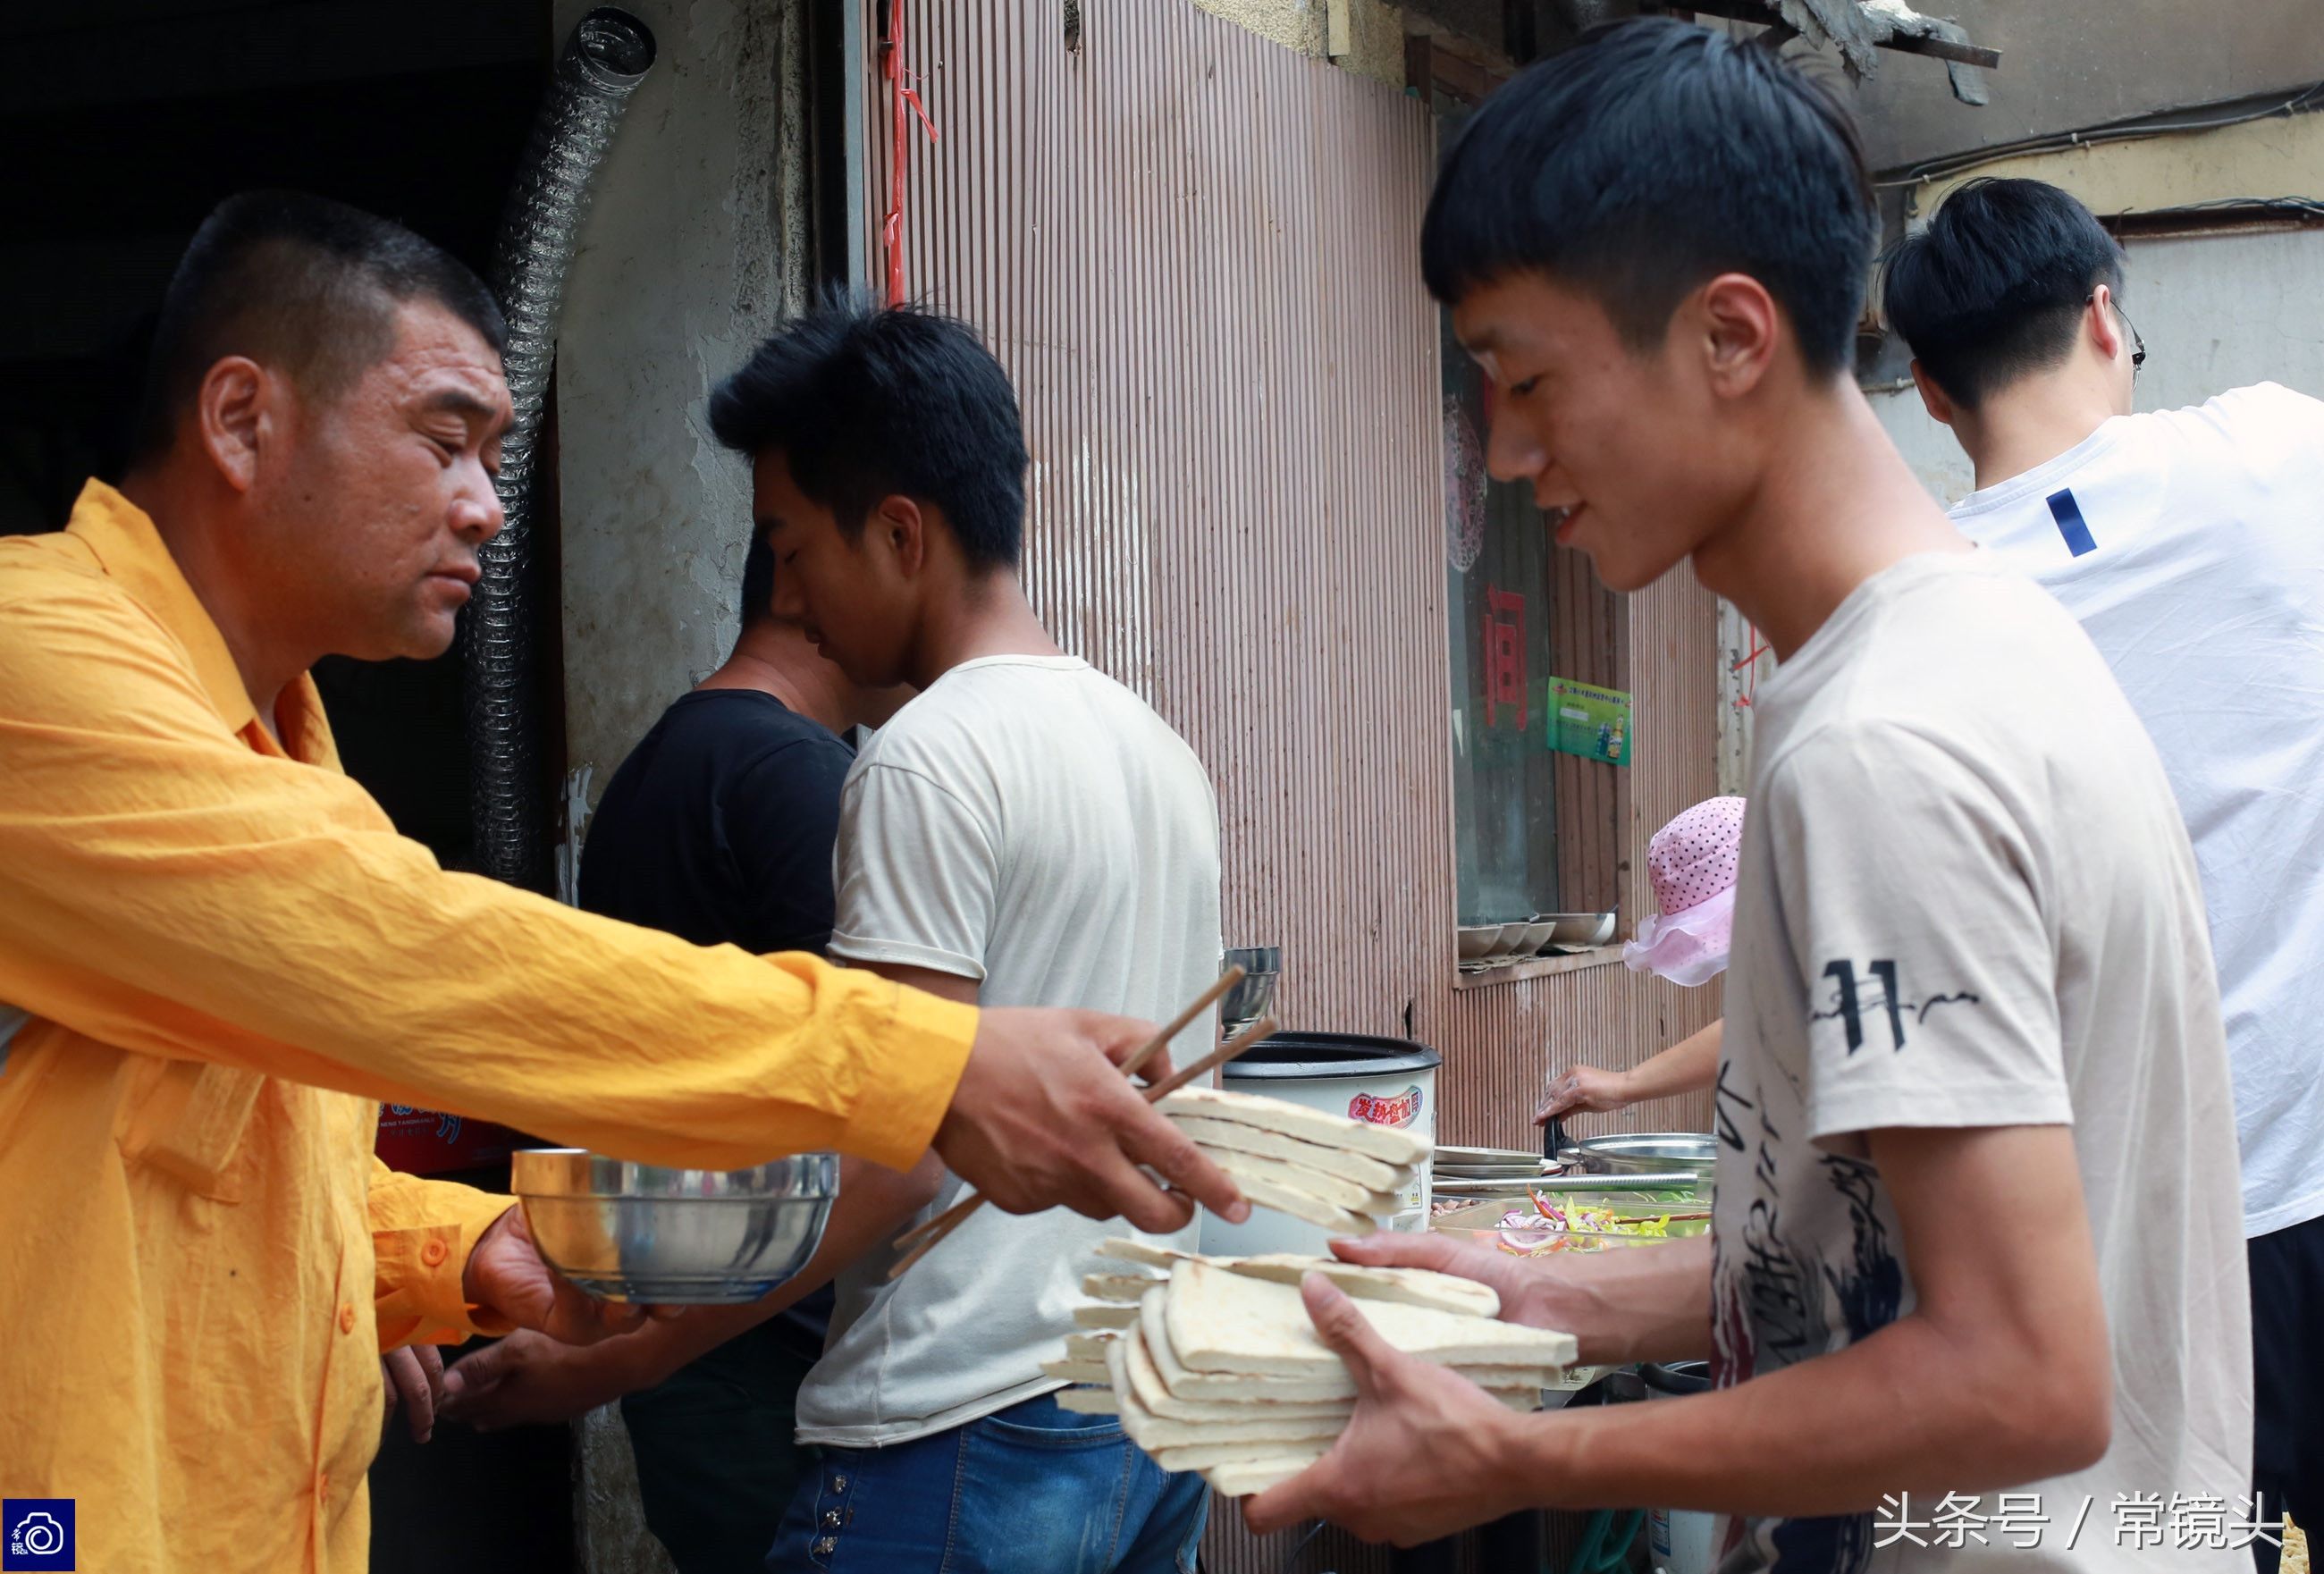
[1909,359,1958,429]
[875,494,927,577]
[1696,272,1780,400]
[196,356,274,493]
[2087,283,2127,363]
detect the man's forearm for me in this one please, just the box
[1523,1235,1714,1367]
[1502,1308,2097,1516]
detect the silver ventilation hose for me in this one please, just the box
[464,7,656,888]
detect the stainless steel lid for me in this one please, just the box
[1567,1132,1719,1176]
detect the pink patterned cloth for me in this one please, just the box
[1623,795,1746,986]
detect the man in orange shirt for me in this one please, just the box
[0,190,1242,1574]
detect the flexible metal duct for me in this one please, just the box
[464,7,656,889]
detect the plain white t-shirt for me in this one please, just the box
[1950,382,2324,1237]
[793,654,1223,1447]
[1712,553,2251,1570]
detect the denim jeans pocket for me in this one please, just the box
[797,1451,861,1570]
[976,1407,1124,1450]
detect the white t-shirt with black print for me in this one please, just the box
[1711,552,2251,1570]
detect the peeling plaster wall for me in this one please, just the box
[552,0,812,814]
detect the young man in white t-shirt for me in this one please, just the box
[704,300,1226,1574]
[1885,175,2324,1564]
[1241,21,2253,1568]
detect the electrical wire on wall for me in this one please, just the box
[1878,79,2324,189]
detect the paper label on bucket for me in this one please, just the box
[1348,1084,1424,1128]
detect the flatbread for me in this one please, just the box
[1205,1456,1323,1497]
[1214,1166,1384,1236]
[1095,1238,1499,1319]
[1231,1253,1500,1319]
[1166,1260,1574,1378]
[1082,1272,1165,1303]
[1055,1386,1119,1415]
[1150,1437,1334,1472]
[1073,1302,1141,1330]
[1159,1085,1428,1166]
[1169,1115,1407,1192]
[1038,1358,1112,1385]
[1063,1333,1117,1363]
[1205,1147,1402,1215]
[1094,1238,1213,1272]
[1137,1286,1546,1404]
[1106,1337,1346,1450]
[1122,1317,1351,1424]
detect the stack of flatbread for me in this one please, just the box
[1158,1085,1428,1233]
[1042,1244,1576,1497]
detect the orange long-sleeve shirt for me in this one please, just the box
[0,482,980,1572]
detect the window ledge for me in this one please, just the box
[1452,945,1627,990]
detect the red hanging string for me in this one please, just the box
[880,0,940,306]
[1730,624,1772,710]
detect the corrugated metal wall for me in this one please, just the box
[865,4,1721,1566]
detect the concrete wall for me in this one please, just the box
[1192,0,1411,85]
[1848,0,2324,175]
[552,0,813,813]
[546,4,816,1567]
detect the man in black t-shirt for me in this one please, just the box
[444,531,905,1573]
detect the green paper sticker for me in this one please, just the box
[1549,679,1631,767]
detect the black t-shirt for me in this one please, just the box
[578,688,854,1354]
[580,689,854,955]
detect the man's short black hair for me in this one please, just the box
[1882,178,2126,409]
[707,296,1028,571]
[739,528,776,627]
[133,190,507,465]
[1421,17,1875,375]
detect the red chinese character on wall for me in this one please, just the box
[1482,585,1526,730]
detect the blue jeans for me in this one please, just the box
[764,1393,1208,1574]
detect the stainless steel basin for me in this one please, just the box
[511,1149,840,1304]
[1562,1132,1719,1183]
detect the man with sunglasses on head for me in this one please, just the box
[1887,175,2324,1567]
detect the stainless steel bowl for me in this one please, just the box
[511,1149,840,1304]
[1220,946,1281,1031]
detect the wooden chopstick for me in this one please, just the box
[884,1009,1278,1282]
[889,966,1245,1256]
[1139,1011,1277,1100]
[1112,964,1246,1084]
